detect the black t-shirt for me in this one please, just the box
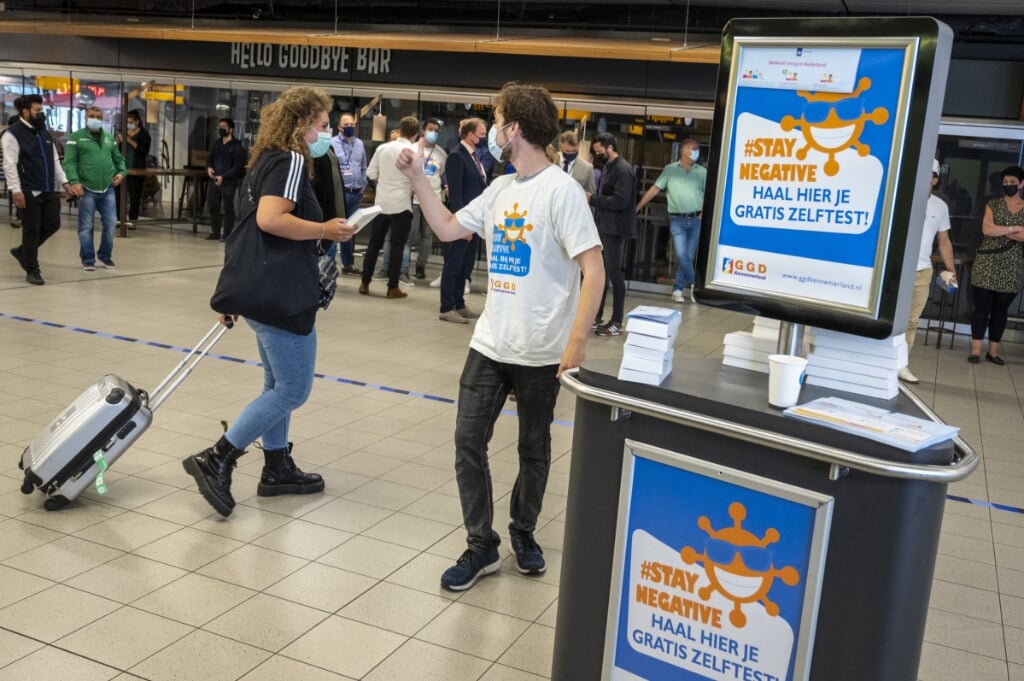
[257,150,323,223]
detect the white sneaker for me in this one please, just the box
[465,280,472,295]
[398,273,415,286]
[429,275,442,288]
[897,367,919,384]
[672,289,686,303]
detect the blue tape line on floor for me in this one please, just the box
[0,311,574,429]
[946,495,1024,515]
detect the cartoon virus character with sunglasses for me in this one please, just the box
[780,76,889,177]
[680,501,800,628]
[498,202,534,251]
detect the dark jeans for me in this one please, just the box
[440,235,480,312]
[126,175,144,220]
[361,210,412,288]
[970,285,1018,343]
[326,189,361,265]
[16,192,61,272]
[207,180,238,238]
[454,349,560,553]
[598,233,626,324]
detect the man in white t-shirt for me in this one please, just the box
[397,83,605,592]
[901,159,956,384]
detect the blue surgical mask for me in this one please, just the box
[126,122,137,130]
[309,132,332,159]
[85,118,103,132]
[424,130,439,145]
[689,148,700,162]
[487,123,511,162]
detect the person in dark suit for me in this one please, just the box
[589,132,637,336]
[437,117,488,323]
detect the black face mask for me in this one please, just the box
[562,152,578,162]
[1003,185,1019,197]
[30,112,46,129]
[592,153,607,169]
[218,129,230,138]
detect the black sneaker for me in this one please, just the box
[591,318,604,330]
[441,548,501,591]
[510,533,545,574]
[596,322,622,337]
[26,270,44,286]
[100,259,115,269]
[415,265,426,280]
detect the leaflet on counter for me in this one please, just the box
[783,396,959,452]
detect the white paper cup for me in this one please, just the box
[767,354,807,409]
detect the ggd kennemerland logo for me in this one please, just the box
[722,257,768,280]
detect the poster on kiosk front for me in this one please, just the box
[603,441,833,681]
[697,17,952,339]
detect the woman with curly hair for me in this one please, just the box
[184,86,357,518]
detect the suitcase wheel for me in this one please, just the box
[43,495,71,512]
[20,477,35,495]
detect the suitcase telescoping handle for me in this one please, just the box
[147,319,233,412]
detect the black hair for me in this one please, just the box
[219,117,235,130]
[14,94,43,116]
[593,132,617,152]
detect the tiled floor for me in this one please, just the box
[1,214,1022,680]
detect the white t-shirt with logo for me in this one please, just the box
[455,164,602,366]
[917,194,951,271]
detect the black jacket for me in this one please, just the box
[445,143,487,212]
[590,155,637,238]
[207,137,247,182]
[7,119,57,194]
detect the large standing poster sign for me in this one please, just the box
[604,441,833,681]
[697,18,952,339]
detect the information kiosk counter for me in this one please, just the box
[553,359,976,681]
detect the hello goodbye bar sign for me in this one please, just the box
[697,17,953,340]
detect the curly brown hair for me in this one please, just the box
[494,82,559,149]
[247,86,332,178]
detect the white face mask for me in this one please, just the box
[85,118,103,132]
[487,122,512,162]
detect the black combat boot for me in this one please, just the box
[182,436,245,517]
[257,443,325,497]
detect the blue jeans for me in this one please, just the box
[669,215,701,291]
[77,186,116,265]
[454,349,560,553]
[327,190,361,265]
[225,319,317,451]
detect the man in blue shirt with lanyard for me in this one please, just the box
[330,111,366,275]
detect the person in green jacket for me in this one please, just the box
[63,106,126,270]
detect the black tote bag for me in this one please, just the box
[210,154,320,336]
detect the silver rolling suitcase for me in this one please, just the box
[19,321,231,511]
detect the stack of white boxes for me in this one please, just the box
[722,317,813,373]
[805,328,906,399]
[617,307,681,386]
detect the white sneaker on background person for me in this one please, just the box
[465,279,471,295]
[672,289,686,303]
[429,275,442,288]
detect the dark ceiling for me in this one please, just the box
[3,0,1024,51]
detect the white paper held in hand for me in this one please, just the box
[347,205,383,233]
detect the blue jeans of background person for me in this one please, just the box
[454,349,560,553]
[77,186,117,265]
[224,319,317,451]
[669,215,701,292]
[327,189,362,265]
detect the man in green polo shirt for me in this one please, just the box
[636,138,706,303]
[63,106,126,270]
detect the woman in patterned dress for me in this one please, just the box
[968,165,1024,365]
